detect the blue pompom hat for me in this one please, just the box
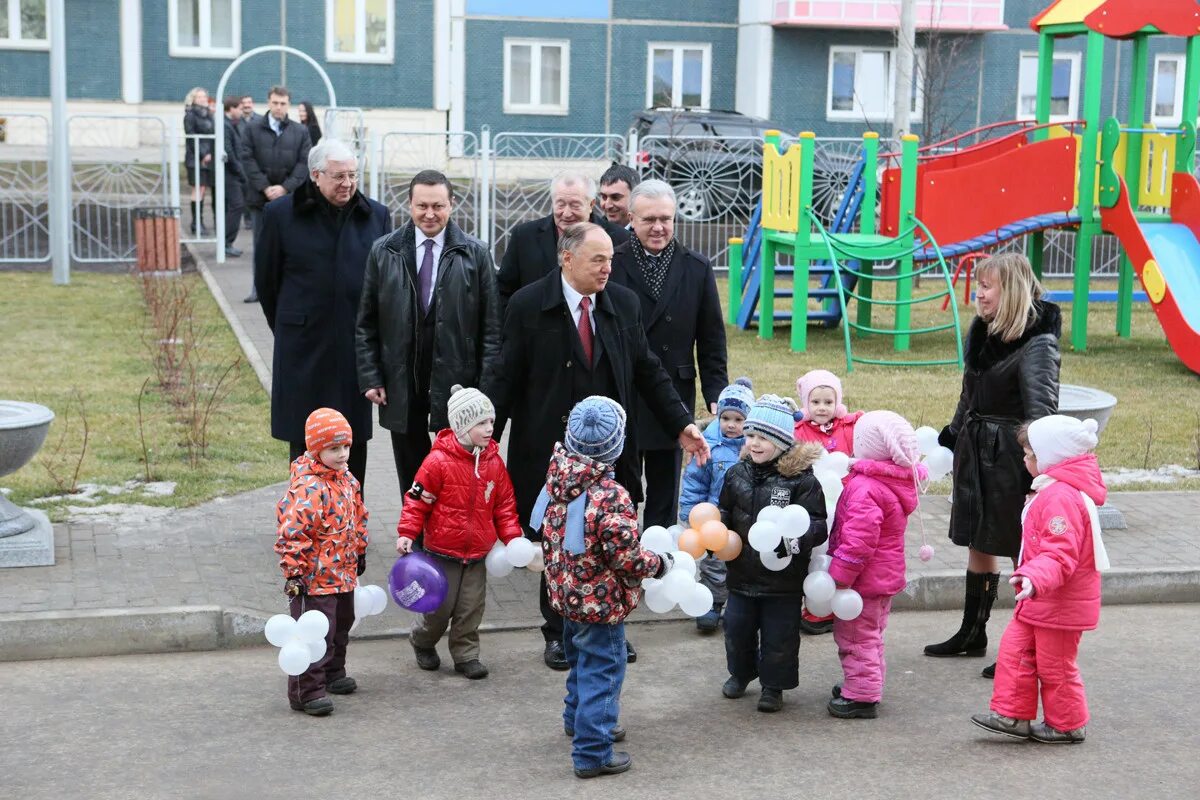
[716,376,754,418]
[743,393,797,452]
[565,396,628,464]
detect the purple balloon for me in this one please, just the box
[388,553,449,614]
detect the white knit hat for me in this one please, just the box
[446,384,495,443]
[1028,415,1099,470]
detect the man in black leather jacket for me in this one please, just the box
[355,170,502,494]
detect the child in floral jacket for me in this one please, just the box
[533,396,673,780]
[275,408,369,716]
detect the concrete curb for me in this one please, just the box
[2,568,1196,662]
[188,243,272,394]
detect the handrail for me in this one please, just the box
[880,119,1086,161]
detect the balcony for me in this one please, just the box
[772,1,1007,32]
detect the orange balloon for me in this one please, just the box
[677,528,706,559]
[688,502,721,530]
[715,530,743,561]
[699,519,728,552]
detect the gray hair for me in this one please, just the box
[550,171,597,200]
[557,222,603,264]
[629,178,675,214]
[308,139,357,173]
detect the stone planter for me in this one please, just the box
[0,401,56,566]
[1057,384,1123,530]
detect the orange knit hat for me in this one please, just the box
[305,408,353,453]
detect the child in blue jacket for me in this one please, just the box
[679,377,755,633]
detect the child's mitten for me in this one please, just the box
[357,554,366,576]
[284,578,306,598]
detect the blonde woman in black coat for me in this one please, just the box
[924,253,1061,676]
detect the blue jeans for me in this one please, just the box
[723,592,803,690]
[562,617,626,770]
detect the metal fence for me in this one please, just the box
[180,132,219,247]
[372,130,481,236]
[0,113,50,263]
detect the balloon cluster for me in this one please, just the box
[802,555,863,621]
[745,503,812,572]
[640,543,713,617]
[485,537,544,577]
[914,426,954,482]
[265,610,333,676]
[669,503,742,562]
[813,450,850,526]
[348,583,388,633]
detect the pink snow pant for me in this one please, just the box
[832,594,892,703]
[991,616,1088,731]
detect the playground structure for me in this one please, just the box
[732,0,1200,375]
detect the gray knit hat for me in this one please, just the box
[564,396,627,464]
[743,394,797,452]
[446,384,495,442]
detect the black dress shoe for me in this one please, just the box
[564,723,626,742]
[574,752,632,779]
[625,640,637,663]
[544,640,568,671]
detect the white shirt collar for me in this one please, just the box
[560,275,595,312]
[415,227,446,250]
[268,114,282,134]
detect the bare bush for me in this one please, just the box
[38,389,90,495]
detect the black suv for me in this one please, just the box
[632,108,857,225]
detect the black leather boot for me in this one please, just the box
[924,571,999,657]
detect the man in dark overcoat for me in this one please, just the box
[497,172,630,308]
[610,179,728,528]
[254,139,391,488]
[484,222,710,670]
[356,170,502,495]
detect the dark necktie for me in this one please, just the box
[578,296,594,365]
[418,239,434,315]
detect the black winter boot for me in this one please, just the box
[924,571,999,657]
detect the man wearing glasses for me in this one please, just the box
[254,139,392,489]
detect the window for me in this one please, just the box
[0,0,47,50]
[826,46,924,122]
[1152,54,1186,125]
[647,43,712,109]
[503,39,570,115]
[326,0,392,63]
[169,0,240,58]
[1017,51,1081,121]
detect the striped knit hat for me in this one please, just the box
[565,396,627,465]
[447,384,495,443]
[717,377,755,418]
[304,407,352,453]
[743,394,797,452]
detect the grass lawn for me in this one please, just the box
[717,277,1200,489]
[0,271,286,519]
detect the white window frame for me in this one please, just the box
[1016,50,1081,122]
[645,42,713,110]
[825,45,925,123]
[1152,54,1186,126]
[325,0,394,64]
[168,0,241,59]
[503,38,570,116]
[0,0,49,51]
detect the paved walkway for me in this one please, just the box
[2,233,1197,650]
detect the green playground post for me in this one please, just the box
[727,237,743,326]
[1033,33,1055,143]
[893,133,919,352]
[1182,36,1200,165]
[791,132,816,353]
[758,130,782,342]
[1116,33,1149,339]
[1070,30,1107,353]
[857,132,878,336]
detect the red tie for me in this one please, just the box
[578,296,594,365]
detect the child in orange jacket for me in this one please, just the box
[275,408,369,717]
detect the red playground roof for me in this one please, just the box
[1032,0,1200,38]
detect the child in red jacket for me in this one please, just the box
[794,368,863,635]
[275,408,369,716]
[972,415,1109,744]
[396,385,522,680]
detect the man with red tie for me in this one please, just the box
[485,222,710,670]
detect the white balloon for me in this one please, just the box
[811,538,829,557]
[644,580,676,613]
[505,537,537,567]
[307,637,327,664]
[641,526,674,555]
[817,450,850,478]
[805,593,834,617]
[663,568,696,603]
[757,505,785,524]
[296,610,330,642]
[803,570,836,603]
[367,584,388,616]
[353,587,372,619]
[278,642,312,676]
[915,426,940,456]
[778,504,811,536]
[748,520,782,553]
[679,583,715,617]
[760,549,792,572]
[831,588,864,620]
[526,549,546,572]
[643,577,661,591]
[925,446,954,481]
[485,544,514,577]
[808,554,833,573]
[264,614,297,647]
[668,550,696,577]
[666,524,684,547]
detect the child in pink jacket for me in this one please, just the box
[972,415,1108,744]
[825,411,926,719]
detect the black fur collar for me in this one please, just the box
[292,179,372,218]
[965,300,1061,371]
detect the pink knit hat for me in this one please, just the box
[853,410,920,467]
[796,369,847,418]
